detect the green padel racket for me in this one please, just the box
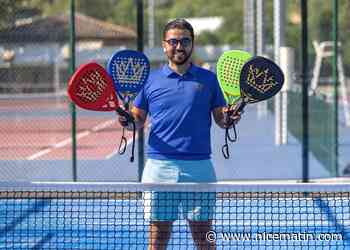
[216,50,252,159]
[217,50,252,105]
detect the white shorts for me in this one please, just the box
[142,158,217,221]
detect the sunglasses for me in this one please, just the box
[164,38,192,47]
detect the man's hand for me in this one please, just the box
[118,111,134,131]
[212,105,243,129]
[223,105,243,128]
[118,106,147,131]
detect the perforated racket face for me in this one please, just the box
[217,50,252,104]
[240,56,284,103]
[107,50,150,96]
[68,62,119,111]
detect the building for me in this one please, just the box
[0,13,136,94]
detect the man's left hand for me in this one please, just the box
[223,105,243,128]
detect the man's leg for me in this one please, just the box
[181,190,216,249]
[188,220,216,250]
[148,221,173,250]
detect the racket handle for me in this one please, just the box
[226,101,246,118]
[235,101,246,114]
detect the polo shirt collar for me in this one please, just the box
[162,63,197,78]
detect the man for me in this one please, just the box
[119,18,241,250]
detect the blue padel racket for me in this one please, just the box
[107,50,150,159]
[221,56,285,158]
[107,49,150,106]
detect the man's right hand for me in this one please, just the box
[118,112,134,131]
[118,106,147,131]
[118,115,129,127]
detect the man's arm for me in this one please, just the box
[212,106,242,129]
[131,106,147,129]
[212,107,226,129]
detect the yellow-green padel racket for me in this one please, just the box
[217,50,252,105]
[216,50,252,159]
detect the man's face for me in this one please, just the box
[162,28,193,65]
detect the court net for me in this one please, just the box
[0,182,349,249]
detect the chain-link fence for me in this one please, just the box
[0,1,140,182]
[0,3,72,181]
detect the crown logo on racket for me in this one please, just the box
[246,65,280,94]
[113,57,147,85]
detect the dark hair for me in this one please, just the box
[163,18,194,41]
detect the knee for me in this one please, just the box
[189,221,214,245]
[149,222,172,249]
[150,227,171,242]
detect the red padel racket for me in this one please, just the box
[67,62,136,162]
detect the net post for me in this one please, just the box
[279,47,294,145]
[69,0,77,182]
[256,0,268,118]
[332,0,339,177]
[136,0,145,182]
[273,0,286,146]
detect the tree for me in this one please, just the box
[155,0,244,46]
[78,0,115,21]
[1,0,349,69]
[0,0,25,29]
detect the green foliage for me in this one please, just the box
[148,0,244,46]
[0,0,349,61]
[197,31,220,45]
[0,0,25,29]
[25,0,69,16]
[108,0,136,29]
[78,0,115,21]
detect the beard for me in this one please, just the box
[168,48,192,65]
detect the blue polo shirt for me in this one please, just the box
[133,64,226,160]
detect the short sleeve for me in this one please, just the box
[133,85,148,112]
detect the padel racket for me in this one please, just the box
[217,50,252,105]
[107,50,150,159]
[67,62,136,162]
[222,56,285,158]
[234,56,284,112]
[217,50,252,158]
[107,49,150,107]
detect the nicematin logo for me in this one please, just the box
[206,230,344,243]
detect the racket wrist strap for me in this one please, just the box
[119,119,135,131]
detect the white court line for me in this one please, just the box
[26,119,117,160]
